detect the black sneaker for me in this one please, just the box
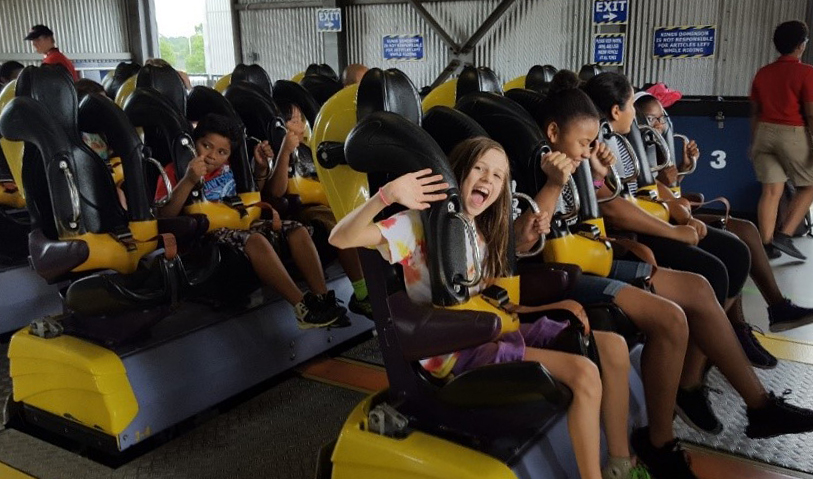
[676,385,723,434]
[732,322,777,369]
[630,428,698,479]
[763,243,782,259]
[295,292,345,329]
[769,299,813,332]
[745,390,813,439]
[321,291,352,328]
[772,232,807,260]
[349,293,374,320]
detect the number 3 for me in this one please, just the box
[710,150,726,169]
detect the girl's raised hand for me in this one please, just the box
[381,168,449,210]
[540,151,576,186]
[588,142,616,179]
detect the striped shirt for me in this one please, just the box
[613,136,639,196]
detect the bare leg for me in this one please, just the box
[780,185,813,236]
[717,217,783,305]
[245,233,303,305]
[594,331,631,459]
[651,268,769,409]
[287,226,328,295]
[613,286,688,447]
[337,247,365,283]
[757,182,784,244]
[524,348,603,479]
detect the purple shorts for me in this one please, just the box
[451,316,568,376]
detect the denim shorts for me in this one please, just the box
[567,260,653,304]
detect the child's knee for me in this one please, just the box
[596,332,630,374]
[287,225,309,243]
[565,356,602,404]
[245,232,272,255]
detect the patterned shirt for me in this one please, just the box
[376,210,484,378]
[154,162,237,202]
[613,136,639,196]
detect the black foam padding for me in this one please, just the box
[422,106,488,156]
[232,63,273,97]
[104,61,140,99]
[137,63,188,115]
[526,64,557,92]
[578,64,604,82]
[305,63,338,81]
[356,68,421,124]
[224,82,287,163]
[272,79,320,126]
[299,74,343,106]
[457,65,503,100]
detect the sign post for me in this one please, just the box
[653,25,716,59]
[317,8,342,33]
[593,34,625,66]
[593,0,628,25]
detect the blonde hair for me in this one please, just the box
[448,137,512,281]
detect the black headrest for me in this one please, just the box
[578,64,604,82]
[272,79,320,126]
[422,106,488,156]
[457,65,503,100]
[224,82,287,161]
[137,64,187,115]
[78,93,151,221]
[16,65,79,138]
[305,63,339,82]
[299,74,343,106]
[105,61,141,99]
[232,63,273,97]
[346,111,469,306]
[356,68,421,125]
[124,87,195,172]
[526,64,557,92]
[504,88,548,127]
[456,92,546,198]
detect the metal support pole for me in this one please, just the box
[321,0,348,78]
[231,0,244,65]
[125,0,159,64]
[405,0,461,53]
[459,0,516,54]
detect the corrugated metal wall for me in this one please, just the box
[0,0,129,57]
[626,0,807,95]
[238,5,325,81]
[205,0,237,75]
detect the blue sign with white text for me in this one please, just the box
[654,26,716,58]
[594,34,625,65]
[383,35,424,61]
[317,8,342,33]
[593,0,628,24]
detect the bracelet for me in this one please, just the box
[378,187,391,206]
[254,167,272,182]
[593,178,605,190]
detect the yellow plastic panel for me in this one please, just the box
[184,191,262,232]
[115,75,138,108]
[213,73,231,93]
[287,176,329,206]
[0,187,25,208]
[109,157,125,185]
[445,294,519,335]
[503,75,527,92]
[421,79,457,113]
[311,84,370,222]
[291,71,306,83]
[543,233,613,277]
[9,329,138,435]
[70,220,158,274]
[0,81,26,199]
[332,393,516,479]
[630,196,670,222]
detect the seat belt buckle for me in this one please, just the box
[480,285,510,310]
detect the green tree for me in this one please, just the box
[185,24,206,74]
[159,37,176,66]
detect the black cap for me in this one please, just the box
[25,25,53,41]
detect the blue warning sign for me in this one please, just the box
[383,35,425,61]
[593,0,628,25]
[594,34,625,66]
[654,26,716,58]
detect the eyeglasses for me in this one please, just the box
[645,115,668,126]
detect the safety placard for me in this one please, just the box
[593,34,625,66]
[654,25,716,58]
[383,35,425,61]
[317,8,342,33]
[593,0,628,24]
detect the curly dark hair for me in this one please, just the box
[774,21,808,55]
[193,113,241,150]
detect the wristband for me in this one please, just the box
[593,178,605,190]
[378,188,391,206]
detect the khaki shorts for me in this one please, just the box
[752,122,813,186]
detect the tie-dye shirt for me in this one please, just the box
[376,209,485,378]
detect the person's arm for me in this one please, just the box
[514,209,550,254]
[264,130,299,199]
[532,151,575,218]
[750,101,761,142]
[596,185,699,244]
[329,169,449,250]
[252,140,273,192]
[158,156,206,218]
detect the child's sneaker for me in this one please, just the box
[321,290,352,328]
[602,457,652,479]
[769,299,813,332]
[294,292,344,329]
[675,385,723,434]
[630,428,698,479]
[349,293,374,320]
[745,390,813,439]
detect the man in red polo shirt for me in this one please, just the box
[751,20,813,261]
[25,24,78,81]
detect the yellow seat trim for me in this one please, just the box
[287,176,329,207]
[332,392,516,479]
[543,231,613,277]
[213,73,232,93]
[69,220,158,275]
[184,191,262,232]
[503,75,527,92]
[9,329,138,436]
[421,79,457,113]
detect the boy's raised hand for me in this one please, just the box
[253,140,274,175]
[184,155,208,184]
[381,168,448,210]
[540,151,576,186]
